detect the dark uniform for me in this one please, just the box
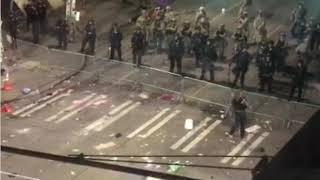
[200,39,218,82]
[55,20,69,50]
[274,35,288,72]
[291,2,307,39]
[289,60,306,101]
[228,95,248,139]
[131,27,146,67]
[308,23,320,52]
[232,48,251,88]
[36,0,48,34]
[168,35,184,74]
[258,54,274,92]
[80,20,96,55]
[215,24,227,60]
[152,18,165,52]
[181,22,192,55]
[233,27,247,52]
[109,23,123,60]
[191,27,204,67]
[25,2,40,43]
[7,12,18,49]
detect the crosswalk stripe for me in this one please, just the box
[93,102,142,132]
[170,117,212,150]
[44,93,96,122]
[94,142,116,151]
[127,108,171,138]
[12,88,64,116]
[20,89,73,117]
[220,133,255,164]
[231,132,270,166]
[181,120,222,153]
[54,95,107,124]
[140,110,181,138]
[108,100,133,116]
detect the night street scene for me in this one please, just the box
[1,0,320,180]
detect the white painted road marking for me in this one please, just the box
[108,100,133,116]
[12,88,64,116]
[55,95,107,124]
[0,171,40,180]
[231,132,270,166]
[140,110,181,138]
[44,93,96,122]
[170,117,212,150]
[127,108,171,138]
[94,102,142,132]
[94,142,116,151]
[220,133,255,164]
[181,120,222,153]
[20,89,73,117]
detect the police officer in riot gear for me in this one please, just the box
[231,47,252,88]
[289,59,306,101]
[80,19,96,55]
[192,26,204,67]
[36,0,48,34]
[131,26,146,67]
[308,23,320,52]
[168,33,184,74]
[258,53,275,93]
[233,27,247,52]
[181,21,192,55]
[215,24,227,60]
[109,23,123,61]
[55,19,69,50]
[274,33,288,72]
[7,11,18,49]
[200,39,218,82]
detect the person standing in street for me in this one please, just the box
[35,0,48,34]
[109,23,123,61]
[55,19,69,50]
[231,47,252,88]
[168,33,184,74]
[200,39,217,82]
[289,59,306,101]
[226,91,248,139]
[258,53,275,93]
[80,19,96,55]
[191,26,204,67]
[131,26,146,67]
[7,11,18,49]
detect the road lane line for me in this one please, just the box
[231,132,270,166]
[140,110,181,138]
[127,108,171,138]
[220,133,255,164]
[44,93,96,122]
[94,102,142,132]
[20,89,73,117]
[54,95,107,124]
[108,100,133,116]
[181,120,222,153]
[12,88,64,116]
[0,171,40,180]
[170,117,212,150]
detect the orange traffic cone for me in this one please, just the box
[1,104,13,113]
[1,72,12,91]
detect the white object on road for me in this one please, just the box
[245,125,261,133]
[184,119,194,130]
[222,8,226,14]
[94,142,116,151]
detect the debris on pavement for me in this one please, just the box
[21,88,32,95]
[94,142,116,151]
[159,94,177,102]
[138,92,149,99]
[168,161,183,173]
[245,125,261,134]
[70,171,76,176]
[16,128,31,134]
[184,119,193,130]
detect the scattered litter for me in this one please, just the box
[16,128,30,134]
[9,134,15,138]
[228,140,236,144]
[29,89,40,96]
[168,161,183,173]
[184,119,193,130]
[245,125,261,134]
[219,110,225,113]
[70,171,76,176]
[72,149,80,152]
[115,133,122,138]
[198,153,203,156]
[138,92,149,99]
[21,88,32,95]
[159,94,177,102]
[112,157,118,161]
[75,118,80,121]
[94,142,116,151]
